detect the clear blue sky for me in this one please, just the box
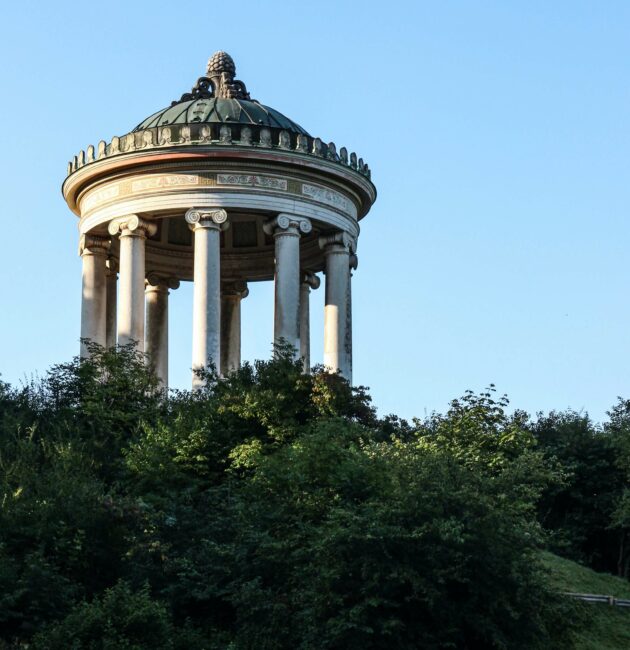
[1,0,629,424]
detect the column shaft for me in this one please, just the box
[193,227,220,378]
[221,288,246,374]
[145,285,169,386]
[105,260,117,348]
[321,234,353,380]
[108,216,155,352]
[299,282,311,371]
[221,296,240,374]
[118,233,146,349]
[265,215,312,357]
[344,269,353,382]
[274,230,300,351]
[299,272,320,373]
[186,208,228,387]
[80,235,109,357]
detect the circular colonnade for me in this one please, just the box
[63,51,376,387]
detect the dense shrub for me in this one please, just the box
[0,346,576,648]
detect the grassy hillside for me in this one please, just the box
[542,552,630,650]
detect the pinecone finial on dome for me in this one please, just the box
[206,51,250,100]
[207,51,236,78]
[173,51,252,105]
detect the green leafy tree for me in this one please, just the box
[212,424,570,649]
[31,581,209,650]
[603,398,630,577]
[0,346,576,648]
[0,344,160,640]
[531,410,623,574]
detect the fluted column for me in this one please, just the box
[299,272,320,373]
[320,232,354,381]
[145,274,180,387]
[105,257,118,349]
[79,233,110,357]
[263,215,312,356]
[221,280,249,374]
[186,208,229,387]
[108,215,156,351]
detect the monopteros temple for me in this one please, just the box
[62,52,376,387]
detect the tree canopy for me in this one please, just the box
[0,345,612,648]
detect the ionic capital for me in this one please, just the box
[79,233,110,257]
[318,231,356,254]
[146,273,180,292]
[301,271,321,290]
[221,279,249,299]
[185,208,229,231]
[108,215,157,239]
[263,214,312,237]
[349,254,359,271]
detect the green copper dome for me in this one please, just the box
[133,51,309,136]
[133,97,309,135]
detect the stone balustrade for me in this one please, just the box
[66,123,372,180]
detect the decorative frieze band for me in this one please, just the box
[217,173,287,190]
[301,183,350,212]
[83,185,120,211]
[80,172,356,221]
[132,175,199,192]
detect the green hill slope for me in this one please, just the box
[542,552,630,650]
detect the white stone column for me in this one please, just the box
[145,274,180,387]
[345,254,358,382]
[320,232,354,381]
[263,215,312,356]
[185,208,229,387]
[79,234,110,357]
[221,280,249,375]
[108,215,156,351]
[299,272,320,373]
[105,258,118,349]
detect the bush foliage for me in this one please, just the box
[0,345,606,648]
